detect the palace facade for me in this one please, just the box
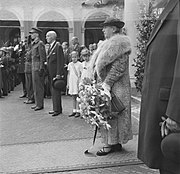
[0,0,149,85]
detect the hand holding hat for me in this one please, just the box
[52,75,66,91]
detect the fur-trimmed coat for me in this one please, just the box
[89,34,133,144]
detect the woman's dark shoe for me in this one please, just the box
[96,144,122,156]
[69,112,76,117]
[96,146,112,156]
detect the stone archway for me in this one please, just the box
[36,11,69,44]
[0,10,21,46]
[84,12,110,47]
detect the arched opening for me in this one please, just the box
[37,11,69,44]
[0,10,20,47]
[84,12,110,47]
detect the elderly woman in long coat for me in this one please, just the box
[89,17,133,156]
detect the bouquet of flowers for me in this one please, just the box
[77,77,111,130]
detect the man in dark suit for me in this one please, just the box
[29,27,46,111]
[46,31,65,116]
[138,0,180,174]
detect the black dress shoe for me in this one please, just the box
[74,112,80,118]
[26,100,35,104]
[31,105,37,109]
[49,111,54,114]
[69,112,76,117]
[34,107,44,111]
[19,94,27,98]
[52,112,61,117]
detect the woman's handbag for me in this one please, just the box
[111,92,125,113]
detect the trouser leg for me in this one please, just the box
[51,84,62,112]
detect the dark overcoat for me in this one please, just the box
[138,0,180,170]
[47,42,64,79]
[47,41,64,112]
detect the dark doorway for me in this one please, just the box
[37,21,69,44]
[0,20,20,47]
[84,13,109,47]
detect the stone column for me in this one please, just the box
[23,6,33,38]
[124,0,150,91]
[124,0,139,86]
[20,26,25,41]
[81,27,85,45]
[68,27,74,43]
[73,21,83,45]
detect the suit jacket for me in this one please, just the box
[47,41,64,80]
[138,0,180,169]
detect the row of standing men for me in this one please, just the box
[0,27,98,117]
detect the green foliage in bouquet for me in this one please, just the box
[133,1,159,92]
[77,78,111,130]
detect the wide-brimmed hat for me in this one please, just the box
[52,78,66,91]
[100,17,125,29]
[29,27,42,34]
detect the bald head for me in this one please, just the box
[46,31,57,44]
[71,36,79,45]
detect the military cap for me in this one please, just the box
[100,17,125,29]
[29,27,42,34]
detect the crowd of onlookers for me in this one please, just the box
[0,35,98,103]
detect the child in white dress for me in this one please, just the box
[67,51,83,117]
[80,48,92,82]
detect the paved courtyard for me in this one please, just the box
[0,85,159,174]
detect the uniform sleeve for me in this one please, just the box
[38,41,46,70]
[56,43,65,76]
[104,54,129,88]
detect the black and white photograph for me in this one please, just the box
[0,0,179,173]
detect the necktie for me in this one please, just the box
[48,45,51,54]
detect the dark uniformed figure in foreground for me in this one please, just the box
[138,0,180,174]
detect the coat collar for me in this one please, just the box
[146,0,178,48]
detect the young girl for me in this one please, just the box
[67,51,83,117]
[80,48,92,81]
